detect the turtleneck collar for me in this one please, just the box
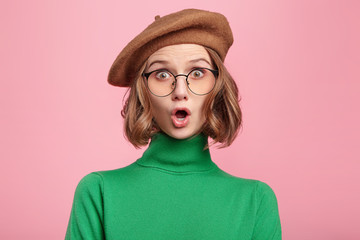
[135,132,216,173]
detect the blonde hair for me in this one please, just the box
[121,47,242,148]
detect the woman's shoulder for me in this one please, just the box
[72,164,136,198]
[215,168,278,196]
[75,171,103,188]
[76,162,138,185]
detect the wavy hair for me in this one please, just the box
[121,47,242,148]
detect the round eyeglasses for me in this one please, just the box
[142,67,218,97]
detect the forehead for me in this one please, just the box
[147,44,211,63]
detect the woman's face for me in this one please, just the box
[145,44,213,139]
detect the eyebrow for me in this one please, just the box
[147,60,169,71]
[147,58,212,71]
[189,58,212,67]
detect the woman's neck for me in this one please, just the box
[135,132,216,173]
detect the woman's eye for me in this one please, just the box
[155,71,171,80]
[191,69,204,78]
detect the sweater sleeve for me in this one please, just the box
[65,172,105,240]
[252,181,282,240]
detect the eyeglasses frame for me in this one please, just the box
[142,67,219,97]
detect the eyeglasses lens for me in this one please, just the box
[147,68,216,97]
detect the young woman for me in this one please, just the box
[65,9,281,239]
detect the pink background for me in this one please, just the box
[1,0,359,239]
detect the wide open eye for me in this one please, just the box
[154,71,171,80]
[190,69,205,79]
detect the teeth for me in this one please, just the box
[177,117,185,121]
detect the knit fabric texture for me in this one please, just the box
[65,132,282,239]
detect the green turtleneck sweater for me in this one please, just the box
[65,133,281,239]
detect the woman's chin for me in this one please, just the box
[162,127,199,140]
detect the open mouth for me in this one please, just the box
[175,110,188,121]
[171,108,190,128]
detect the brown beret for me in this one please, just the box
[107,8,234,87]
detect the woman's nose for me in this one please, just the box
[171,76,189,101]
